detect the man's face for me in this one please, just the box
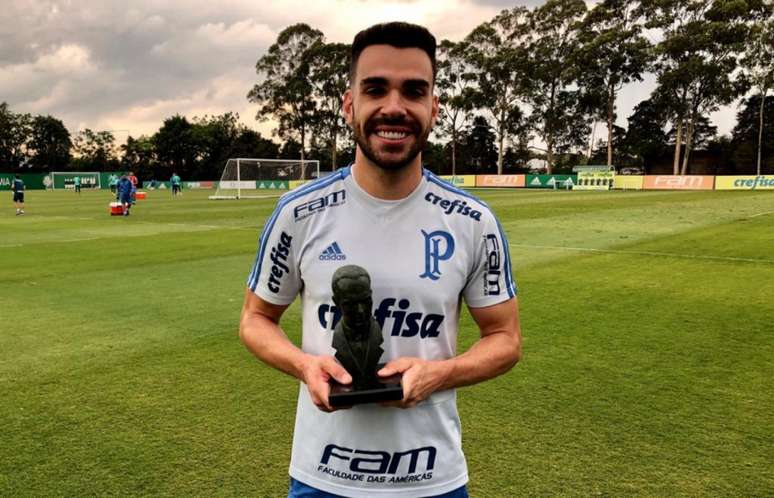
[343,44,439,171]
[335,280,373,336]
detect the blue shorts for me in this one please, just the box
[119,194,132,204]
[13,192,24,202]
[287,478,469,498]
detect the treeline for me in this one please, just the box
[1,0,772,180]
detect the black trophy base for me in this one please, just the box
[329,364,403,407]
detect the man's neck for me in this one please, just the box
[352,151,423,200]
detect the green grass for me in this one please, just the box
[1,188,773,497]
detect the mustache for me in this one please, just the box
[364,116,421,135]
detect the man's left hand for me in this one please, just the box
[377,357,452,408]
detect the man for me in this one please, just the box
[12,174,24,215]
[170,172,182,196]
[109,173,119,195]
[240,22,521,498]
[116,175,133,216]
[73,175,81,194]
[127,171,138,205]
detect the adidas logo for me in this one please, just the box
[319,242,346,261]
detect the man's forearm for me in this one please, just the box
[438,331,521,391]
[239,314,308,381]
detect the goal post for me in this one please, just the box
[49,171,102,190]
[209,158,321,199]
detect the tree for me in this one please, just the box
[465,8,532,174]
[247,23,324,171]
[435,40,477,176]
[527,0,588,173]
[153,115,199,179]
[231,129,280,161]
[739,9,774,174]
[643,0,754,174]
[72,128,117,170]
[577,0,652,167]
[121,136,157,179]
[193,112,242,179]
[622,98,670,170]
[27,115,72,170]
[0,102,32,169]
[307,41,350,170]
[457,116,499,173]
[732,94,774,173]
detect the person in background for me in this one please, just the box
[171,172,182,196]
[12,174,25,216]
[117,175,133,216]
[73,176,81,194]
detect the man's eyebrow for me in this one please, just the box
[359,77,431,89]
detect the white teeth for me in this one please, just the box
[376,130,408,140]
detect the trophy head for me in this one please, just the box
[332,265,374,340]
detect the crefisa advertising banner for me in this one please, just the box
[714,176,774,190]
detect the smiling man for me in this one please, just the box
[240,22,522,498]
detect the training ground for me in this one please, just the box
[1,188,772,496]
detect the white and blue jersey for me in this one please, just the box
[247,166,516,497]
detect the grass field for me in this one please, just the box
[1,187,773,497]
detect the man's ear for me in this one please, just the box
[430,94,439,128]
[342,89,353,127]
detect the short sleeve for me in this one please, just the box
[462,209,517,308]
[246,202,302,305]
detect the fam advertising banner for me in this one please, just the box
[715,176,774,190]
[475,175,525,188]
[614,176,644,190]
[439,175,476,187]
[643,175,714,190]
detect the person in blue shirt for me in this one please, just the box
[117,175,133,216]
[12,174,24,216]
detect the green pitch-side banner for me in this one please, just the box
[526,175,576,188]
[256,180,289,190]
[715,176,774,190]
[0,173,47,190]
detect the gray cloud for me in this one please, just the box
[0,0,738,142]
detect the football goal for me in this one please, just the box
[209,158,321,199]
[49,171,102,190]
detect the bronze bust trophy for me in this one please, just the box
[328,265,403,407]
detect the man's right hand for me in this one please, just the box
[301,355,352,412]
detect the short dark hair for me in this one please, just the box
[349,22,437,85]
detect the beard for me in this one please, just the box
[351,109,432,171]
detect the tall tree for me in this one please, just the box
[153,115,199,178]
[732,94,774,173]
[643,0,754,174]
[247,23,323,172]
[27,115,72,170]
[193,112,242,178]
[622,98,670,170]
[435,40,477,176]
[739,9,774,174]
[527,0,588,173]
[73,128,116,170]
[466,7,532,174]
[307,41,350,170]
[121,136,157,179]
[577,0,652,167]
[0,102,32,169]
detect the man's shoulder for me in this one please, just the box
[273,168,350,220]
[421,170,497,225]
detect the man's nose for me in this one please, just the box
[380,89,407,118]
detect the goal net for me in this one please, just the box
[210,158,321,199]
[49,171,102,190]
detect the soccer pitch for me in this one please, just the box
[1,188,772,497]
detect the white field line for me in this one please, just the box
[509,243,774,264]
[750,211,774,218]
[0,223,258,248]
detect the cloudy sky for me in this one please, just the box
[1,0,739,146]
